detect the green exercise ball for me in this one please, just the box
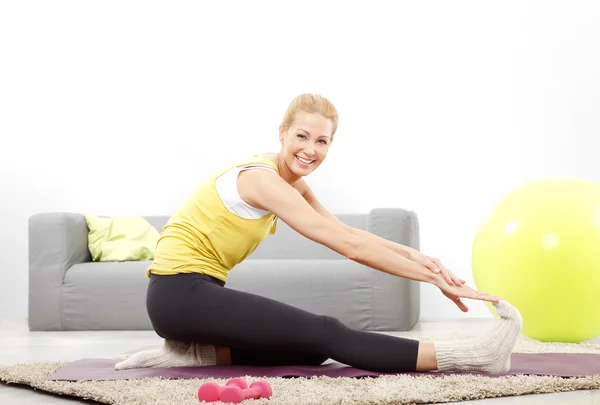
[472,177,600,343]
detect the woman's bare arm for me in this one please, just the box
[238,169,440,285]
[294,178,465,286]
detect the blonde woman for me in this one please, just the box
[116,94,522,374]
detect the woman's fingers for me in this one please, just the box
[424,257,465,287]
[426,258,440,274]
[441,268,454,285]
[442,291,470,312]
[439,260,460,286]
[476,291,500,303]
[441,284,500,309]
[455,285,500,303]
[454,296,469,312]
[447,269,461,286]
[431,258,455,285]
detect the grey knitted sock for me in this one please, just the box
[115,340,216,370]
[434,300,523,374]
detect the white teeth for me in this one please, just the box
[296,156,313,164]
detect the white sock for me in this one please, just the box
[434,300,523,374]
[114,340,217,371]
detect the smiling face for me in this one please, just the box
[278,112,334,180]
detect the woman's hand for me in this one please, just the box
[405,248,465,286]
[435,276,501,312]
[430,256,466,286]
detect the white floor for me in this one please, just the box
[1,317,598,405]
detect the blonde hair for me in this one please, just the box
[280,93,339,138]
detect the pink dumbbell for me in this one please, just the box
[220,381,272,404]
[198,378,247,403]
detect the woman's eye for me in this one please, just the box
[297,134,306,139]
[319,140,328,145]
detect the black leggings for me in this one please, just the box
[146,272,420,373]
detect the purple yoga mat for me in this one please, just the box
[48,353,600,382]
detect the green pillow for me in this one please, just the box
[84,215,160,262]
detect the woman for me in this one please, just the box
[116,93,522,374]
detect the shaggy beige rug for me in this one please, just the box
[1,334,600,405]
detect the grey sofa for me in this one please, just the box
[28,208,421,332]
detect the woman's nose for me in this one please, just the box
[304,146,316,156]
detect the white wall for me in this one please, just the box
[1,0,599,321]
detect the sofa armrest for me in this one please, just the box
[28,212,91,330]
[367,208,421,331]
[367,208,420,250]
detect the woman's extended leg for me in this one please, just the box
[204,295,522,374]
[121,273,522,373]
[142,273,421,372]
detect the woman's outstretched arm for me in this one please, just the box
[238,170,498,308]
[239,169,437,283]
[295,179,464,286]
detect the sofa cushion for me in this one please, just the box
[84,215,159,262]
[62,261,153,330]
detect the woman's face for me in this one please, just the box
[279,112,333,178]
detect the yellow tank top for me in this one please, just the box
[146,155,278,282]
